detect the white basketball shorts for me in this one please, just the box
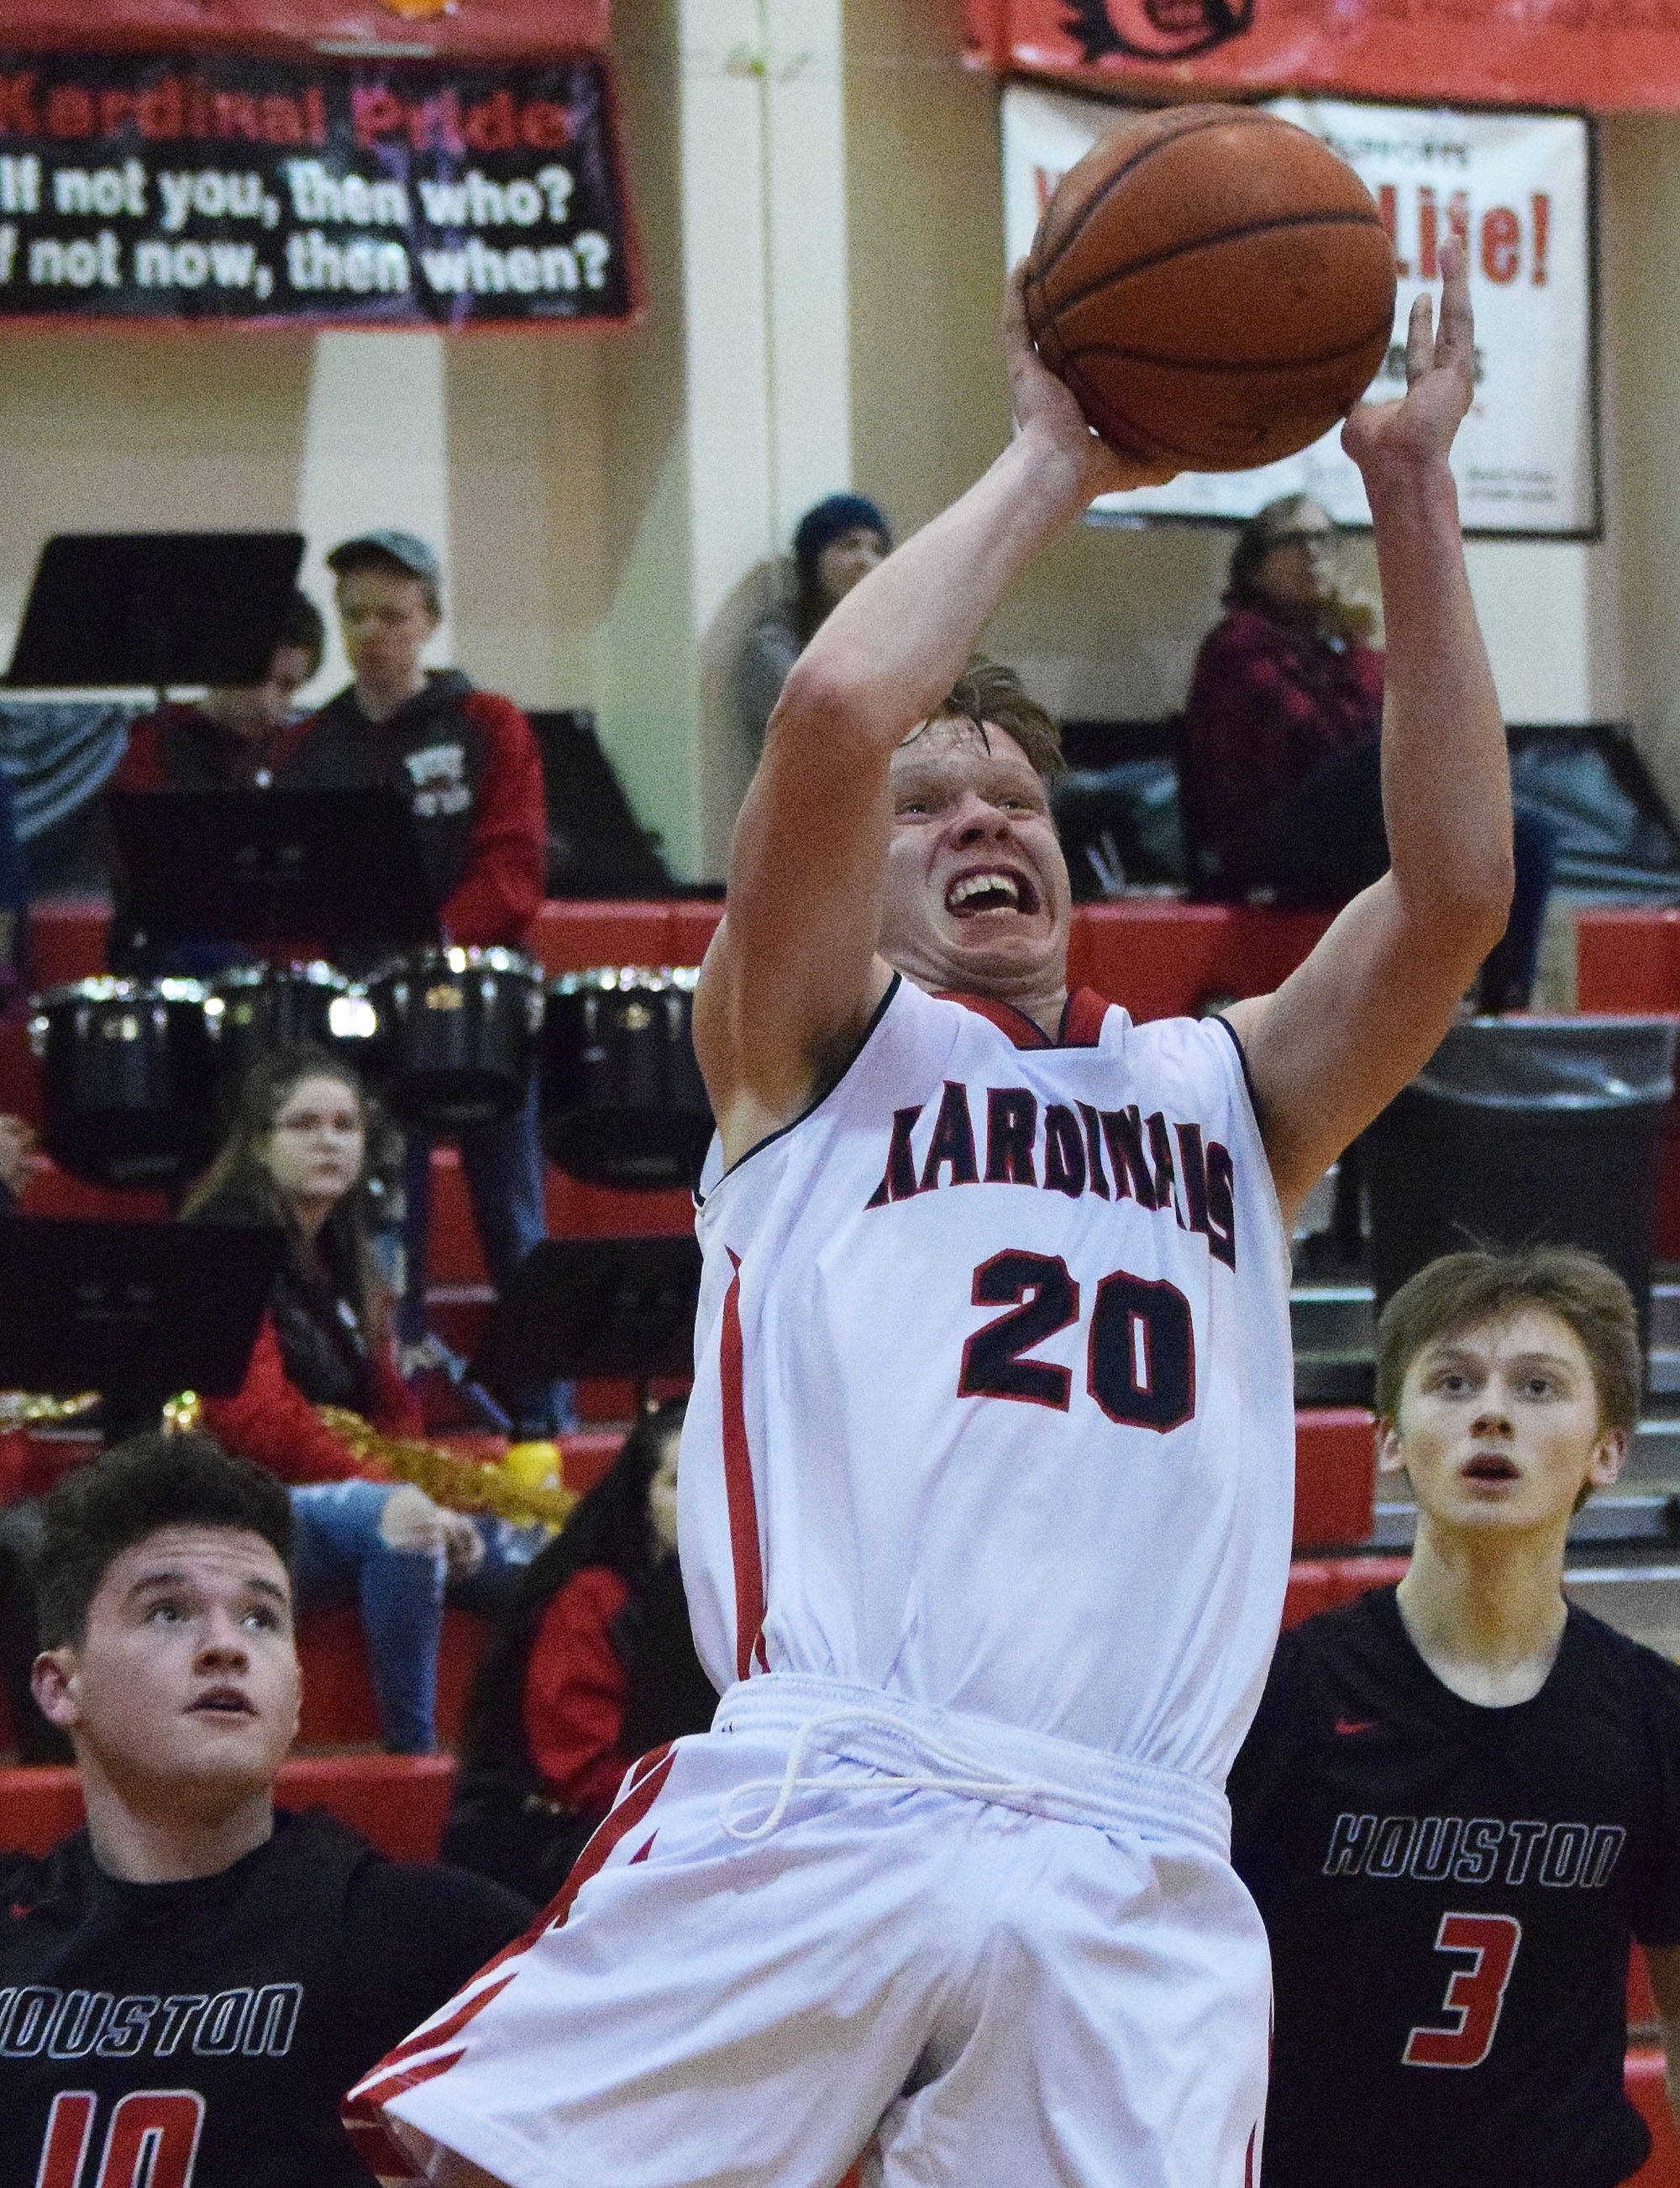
[351,1676,1270,2188]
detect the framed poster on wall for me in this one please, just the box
[0,49,639,330]
[1001,83,1599,537]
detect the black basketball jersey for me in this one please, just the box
[1228,1585,1680,2188]
[0,1810,529,2187]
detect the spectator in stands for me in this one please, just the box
[276,533,563,1433]
[184,1045,480,1754]
[443,1399,716,1903]
[113,590,325,795]
[735,494,892,757]
[2,1431,530,2188]
[106,591,325,975]
[1229,1246,1680,2188]
[1179,495,1555,1010]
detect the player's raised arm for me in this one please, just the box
[1225,241,1515,1222]
[695,275,1173,1169]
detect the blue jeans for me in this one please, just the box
[288,1480,444,1755]
[399,1073,575,1434]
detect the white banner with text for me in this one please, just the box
[1001,85,1596,535]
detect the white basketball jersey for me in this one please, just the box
[681,973,1295,1787]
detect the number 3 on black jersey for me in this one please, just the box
[1404,1912,1522,2069]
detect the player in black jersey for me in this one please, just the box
[0,1433,531,2187]
[1230,1246,1680,2188]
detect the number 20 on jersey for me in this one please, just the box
[958,1251,1195,1431]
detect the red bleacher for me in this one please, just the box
[1567,906,1680,1255]
[0,1752,456,1863]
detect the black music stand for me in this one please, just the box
[0,1218,285,1436]
[5,533,306,695]
[108,787,439,962]
[475,1236,703,1417]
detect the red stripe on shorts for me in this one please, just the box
[344,2112,427,2181]
[352,2044,469,2117]
[721,1251,767,1680]
[346,1753,679,2138]
[546,1745,677,1930]
[355,1971,519,2086]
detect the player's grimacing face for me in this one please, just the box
[34,1525,301,1800]
[1379,1306,1625,1534]
[880,719,1070,996]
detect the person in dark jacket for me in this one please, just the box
[114,590,326,796]
[184,1045,481,1753]
[3,1431,531,2188]
[1179,494,1555,1010]
[443,1399,717,1902]
[105,591,326,976]
[276,532,561,1431]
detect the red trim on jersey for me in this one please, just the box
[1059,987,1110,1048]
[935,987,1110,1051]
[721,1253,768,1681]
[935,990,1052,1047]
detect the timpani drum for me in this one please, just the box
[209,960,374,1101]
[363,946,544,1131]
[540,966,712,1188]
[29,977,220,1188]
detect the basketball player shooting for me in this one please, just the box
[351,241,1510,2188]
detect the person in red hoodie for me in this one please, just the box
[183,1044,481,1752]
[113,590,326,799]
[107,591,326,976]
[275,533,561,1432]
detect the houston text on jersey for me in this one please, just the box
[1322,1813,1626,1890]
[0,1983,302,2061]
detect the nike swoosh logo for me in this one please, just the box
[1335,1718,1378,1736]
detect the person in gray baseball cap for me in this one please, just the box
[279,530,563,1439]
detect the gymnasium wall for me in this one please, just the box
[844,0,1625,743]
[3,0,1679,879]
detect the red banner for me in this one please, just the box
[967,0,1680,113]
[1,0,607,64]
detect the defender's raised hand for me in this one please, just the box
[1342,239,1476,480]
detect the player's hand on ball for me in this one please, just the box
[1005,262,1178,504]
[1342,239,1475,479]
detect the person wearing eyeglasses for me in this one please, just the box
[1178,495,1553,1014]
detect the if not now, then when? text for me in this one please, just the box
[0,152,611,300]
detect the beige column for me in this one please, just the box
[595,0,853,882]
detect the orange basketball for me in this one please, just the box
[1023,106,1398,472]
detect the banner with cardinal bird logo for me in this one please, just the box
[971,0,1680,113]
